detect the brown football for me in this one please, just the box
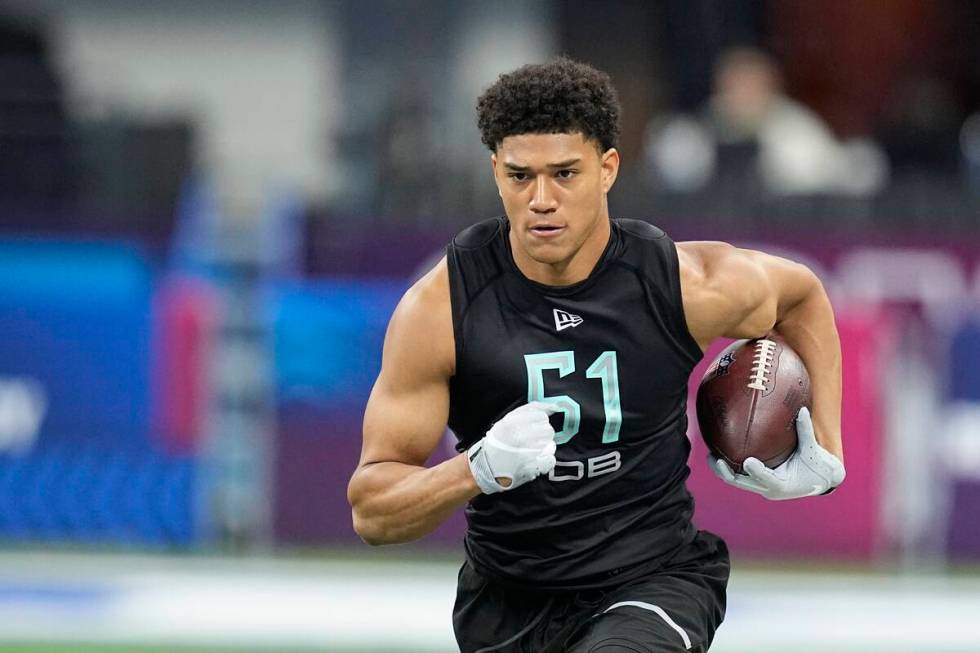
[696,333,810,473]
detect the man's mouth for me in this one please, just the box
[529,223,565,238]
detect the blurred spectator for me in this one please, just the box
[646,47,888,198]
[0,15,74,210]
[878,74,963,175]
[376,90,446,219]
[960,112,980,196]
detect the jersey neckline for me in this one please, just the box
[498,216,621,297]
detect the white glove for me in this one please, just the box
[467,402,558,494]
[709,407,845,501]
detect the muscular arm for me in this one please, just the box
[678,242,843,462]
[347,259,480,545]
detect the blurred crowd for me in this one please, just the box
[1,0,979,259]
[646,47,888,198]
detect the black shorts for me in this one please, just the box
[453,530,729,653]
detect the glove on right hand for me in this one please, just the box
[467,402,558,494]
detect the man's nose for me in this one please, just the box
[529,177,558,213]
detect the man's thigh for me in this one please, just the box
[567,610,708,653]
[567,531,729,653]
[453,559,553,653]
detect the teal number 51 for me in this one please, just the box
[524,350,622,445]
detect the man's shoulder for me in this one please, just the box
[453,216,506,250]
[674,241,747,282]
[404,256,451,310]
[447,218,507,301]
[613,218,666,241]
[389,256,455,377]
[674,241,736,297]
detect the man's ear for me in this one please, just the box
[491,153,502,197]
[600,148,620,193]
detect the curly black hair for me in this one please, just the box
[476,57,621,153]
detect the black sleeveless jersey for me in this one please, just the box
[446,216,705,590]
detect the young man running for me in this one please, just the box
[348,58,845,652]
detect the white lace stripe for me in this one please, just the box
[601,600,692,650]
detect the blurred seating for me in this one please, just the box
[0,17,73,210]
[835,248,967,325]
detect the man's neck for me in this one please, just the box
[509,217,611,287]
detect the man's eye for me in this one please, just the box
[556,169,576,179]
[509,173,528,182]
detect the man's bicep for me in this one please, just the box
[358,265,455,468]
[361,367,450,468]
[679,241,777,347]
[680,241,820,347]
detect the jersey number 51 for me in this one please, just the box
[524,351,621,445]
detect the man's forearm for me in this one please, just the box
[774,275,843,462]
[348,453,481,545]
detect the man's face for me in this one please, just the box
[492,132,619,268]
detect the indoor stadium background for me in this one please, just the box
[1,1,980,652]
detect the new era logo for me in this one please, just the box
[553,309,583,331]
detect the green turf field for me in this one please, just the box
[0,647,324,653]
[0,647,876,653]
[0,647,433,653]
[0,647,320,653]
[0,648,470,653]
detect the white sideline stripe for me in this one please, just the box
[5,554,980,651]
[602,600,692,650]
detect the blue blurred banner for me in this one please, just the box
[270,278,404,409]
[0,239,152,449]
[0,239,196,545]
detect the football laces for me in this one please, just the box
[747,338,776,391]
